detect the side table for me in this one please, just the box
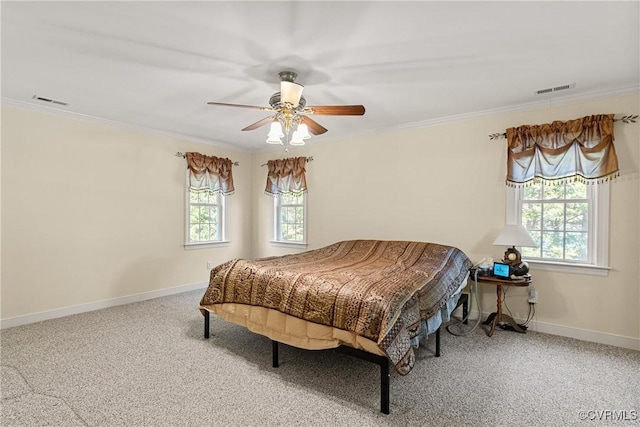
[477,275,532,337]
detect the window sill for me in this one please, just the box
[269,240,308,250]
[184,241,230,250]
[525,259,610,277]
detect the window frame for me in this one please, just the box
[184,175,229,249]
[506,181,610,276]
[271,192,308,248]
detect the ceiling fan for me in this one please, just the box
[207,71,365,145]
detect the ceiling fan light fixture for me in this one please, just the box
[289,130,306,146]
[266,121,284,144]
[296,123,311,140]
[207,70,365,146]
[281,81,304,107]
[266,135,284,145]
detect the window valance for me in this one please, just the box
[186,152,235,195]
[264,156,307,196]
[506,114,619,186]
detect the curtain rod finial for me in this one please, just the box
[614,114,638,124]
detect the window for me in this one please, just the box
[507,180,609,275]
[186,188,225,246]
[273,192,306,244]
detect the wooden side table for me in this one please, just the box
[477,275,531,337]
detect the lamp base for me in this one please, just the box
[503,246,522,265]
[512,261,530,276]
[502,246,529,276]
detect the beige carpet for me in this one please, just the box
[1,289,639,426]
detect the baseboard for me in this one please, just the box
[0,281,208,330]
[4,290,638,352]
[465,309,640,351]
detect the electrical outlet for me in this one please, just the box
[207,261,213,269]
[528,287,538,304]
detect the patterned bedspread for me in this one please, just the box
[200,240,472,374]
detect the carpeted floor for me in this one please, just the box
[1,289,638,426]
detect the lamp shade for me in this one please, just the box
[493,224,536,247]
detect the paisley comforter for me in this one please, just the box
[200,240,472,374]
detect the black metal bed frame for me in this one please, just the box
[203,310,441,414]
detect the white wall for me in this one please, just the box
[251,93,639,347]
[1,105,252,322]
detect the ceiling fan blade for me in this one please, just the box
[207,101,273,112]
[242,116,276,131]
[304,105,366,116]
[301,116,328,135]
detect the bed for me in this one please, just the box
[199,240,472,413]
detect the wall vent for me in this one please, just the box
[32,95,69,106]
[535,83,576,96]
[535,88,553,95]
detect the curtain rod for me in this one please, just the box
[488,114,638,140]
[175,152,239,166]
[261,156,314,167]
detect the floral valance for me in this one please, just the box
[186,152,234,195]
[506,114,619,186]
[264,156,307,196]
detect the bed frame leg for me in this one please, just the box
[435,326,441,357]
[335,346,390,414]
[204,310,210,339]
[272,340,280,368]
[380,359,390,414]
[462,294,469,325]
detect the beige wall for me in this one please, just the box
[2,93,639,345]
[1,106,252,319]
[251,93,639,342]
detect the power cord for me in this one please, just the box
[521,302,535,327]
[502,286,534,330]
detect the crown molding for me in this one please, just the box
[3,85,638,153]
[372,84,640,134]
[0,97,250,153]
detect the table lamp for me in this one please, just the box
[493,224,536,267]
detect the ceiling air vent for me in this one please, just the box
[534,83,576,96]
[32,95,69,106]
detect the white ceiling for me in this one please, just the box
[2,1,639,151]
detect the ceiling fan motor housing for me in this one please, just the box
[278,71,298,82]
[269,92,307,111]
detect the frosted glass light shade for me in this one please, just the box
[266,121,284,144]
[289,131,305,145]
[493,224,536,247]
[296,123,311,140]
